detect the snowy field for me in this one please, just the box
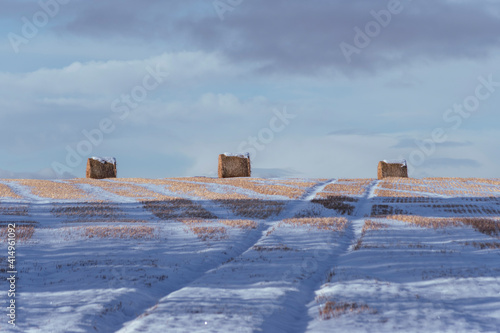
[1,177,500,332]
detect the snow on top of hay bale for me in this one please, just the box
[91,157,116,165]
[383,159,407,167]
[222,152,250,158]
[87,157,117,179]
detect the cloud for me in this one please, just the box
[423,158,482,169]
[327,129,380,136]
[0,52,235,103]
[0,51,259,155]
[5,0,500,76]
[391,138,473,149]
[1,1,499,180]
[177,0,500,74]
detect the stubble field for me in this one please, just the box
[1,177,500,332]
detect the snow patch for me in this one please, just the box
[222,152,250,158]
[91,156,116,165]
[383,159,407,167]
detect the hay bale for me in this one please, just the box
[378,160,408,180]
[86,157,117,179]
[218,153,251,178]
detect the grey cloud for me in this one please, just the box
[179,0,500,74]
[5,0,498,75]
[54,0,192,40]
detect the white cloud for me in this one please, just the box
[0,52,242,115]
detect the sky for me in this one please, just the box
[1,0,499,179]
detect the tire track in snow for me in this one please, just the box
[272,179,381,333]
[68,181,280,332]
[201,178,338,274]
[114,179,335,332]
[20,181,262,333]
[279,179,338,219]
[302,179,500,332]
[15,182,167,333]
[286,180,380,332]
[348,179,381,248]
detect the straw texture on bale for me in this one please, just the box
[86,158,117,179]
[218,154,251,178]
[377,161,408,180]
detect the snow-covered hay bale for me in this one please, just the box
[86,157,117,179]
[218,153,251,178]
[378,160,408,180]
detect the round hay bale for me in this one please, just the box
[86,157,117,179]
[378,160,408,180]
[218,153,251,178]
